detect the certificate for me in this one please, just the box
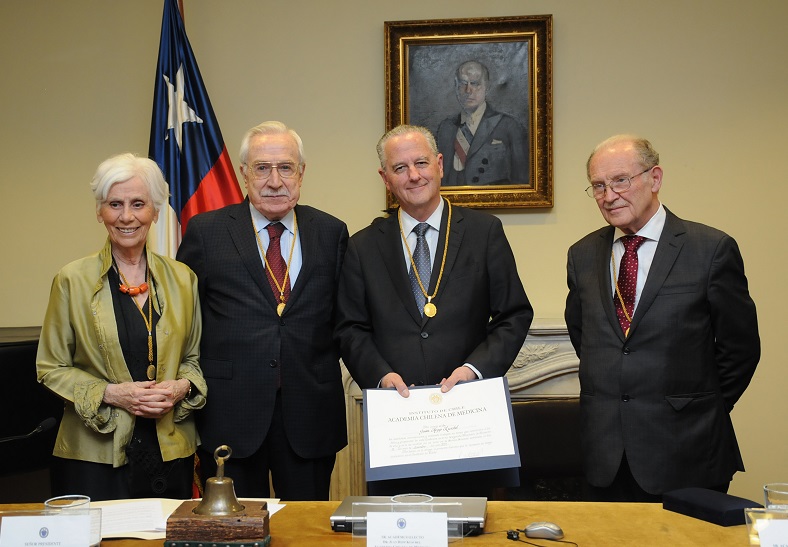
[363,376,520,481]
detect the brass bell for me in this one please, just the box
[193,445,246,516]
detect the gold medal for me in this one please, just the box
[424,302,437,317]
[146,364,156,380]
[277,302,285,316]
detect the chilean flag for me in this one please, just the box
[149,0,242,256]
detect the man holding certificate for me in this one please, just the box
[335,125,533,495]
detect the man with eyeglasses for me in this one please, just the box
[435,60,529,186]
[177,121,349,500]
[565,134,760,502]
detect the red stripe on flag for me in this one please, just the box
[180,147,243,234]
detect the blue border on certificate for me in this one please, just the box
[363,377,521,482]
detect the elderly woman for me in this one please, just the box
[36,153,207,501]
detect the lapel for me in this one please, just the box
[468,107,502,156]
[593,226,623,340]
[374,214,421,323]
[428,201,464,320]
[288,204,314,308]
[226,199,279,310]
[628,208,686,337]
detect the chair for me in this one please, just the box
[500,397,583,500]
[0,327,61,503]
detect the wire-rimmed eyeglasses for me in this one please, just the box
[245,161,301,181]
[585,166,653,198]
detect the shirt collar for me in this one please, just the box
[249,202,296,235]
[614,203,665,243]
[399,199,445,236]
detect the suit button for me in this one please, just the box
[420,332,429,339]
[269,359,279,368]
[622,347,631,355]
[472,177,480,183]
[622,394,630,402]
[478,167,485,173]
[482,158,489,165]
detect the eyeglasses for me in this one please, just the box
[585,167,653,198]
[245,161,301,181]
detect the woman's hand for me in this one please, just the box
[103,378,189,418]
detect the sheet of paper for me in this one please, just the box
[99,500,162,535]
[366,511,448,547]
[364,376,520,481]
[92,497,280,540]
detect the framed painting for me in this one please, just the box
[384,15,553,209]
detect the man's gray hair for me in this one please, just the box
[586,134,660,179]
[376,125,439,169]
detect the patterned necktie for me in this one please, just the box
[265,222,290,303]
[453,122,474,170]
[409,223,432,315]
[614,235,646,335]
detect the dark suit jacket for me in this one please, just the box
[564,207,760,495]
[436,105,529,186]
[177,200,349,460]
[335,202,533,389]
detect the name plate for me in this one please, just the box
[0,512,91,547]
[745,508,788,546]
[366,511,447,547]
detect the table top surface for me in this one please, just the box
[2,500,749,546]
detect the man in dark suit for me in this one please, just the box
[565,134,759,501]
[177,121,348,500]
[335,124,533,494]
[436,60,529,186]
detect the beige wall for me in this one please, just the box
[2,0,785,500]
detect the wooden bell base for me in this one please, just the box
[165,541,270,547]
[165,500,270,544]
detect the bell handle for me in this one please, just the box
[213,445,232,479]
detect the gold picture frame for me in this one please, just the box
[384,15,553,209]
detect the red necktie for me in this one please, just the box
[614,235,646,335]
[265,222,290,303]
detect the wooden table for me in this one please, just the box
[3,500,749,546]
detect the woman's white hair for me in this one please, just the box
[90,153,170,212]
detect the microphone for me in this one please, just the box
[0,417,57,444]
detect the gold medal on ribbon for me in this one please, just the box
[424,302,437,318]
[253,213,299,320]
[146,365,156,380]
[398,200,453,322]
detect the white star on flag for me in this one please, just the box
[163,64,203,150]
